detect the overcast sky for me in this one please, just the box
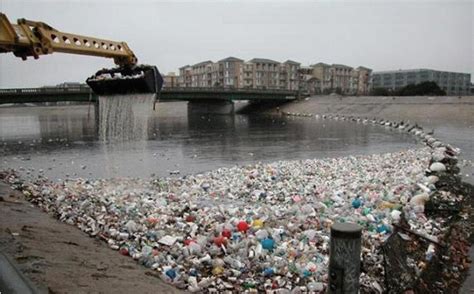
[0,0,472,87]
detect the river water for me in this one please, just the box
[0,101,420,181]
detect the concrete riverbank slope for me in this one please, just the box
[279,95,474,123]
[278,95,474,181]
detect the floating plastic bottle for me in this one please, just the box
[237,221,249,233]
[261,237,276,251]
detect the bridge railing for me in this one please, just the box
[0,86,93,95]
[161,87,297,94]
[0,86,297,95]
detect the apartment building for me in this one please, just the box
[218,57,244,88]
[354,66,372,95]
[176,58,371,94]
[242,58,298,90]
[331,64,353,92]
[310,63,372,95]
[249,58,281,89]
[162,72,178,88]
[296,66,318,95]
[242,61,255,88]
[209,62,220,87]
[191,60,213,87]
[372,69,471,96]
[279,60,301,91]
[178,57,301,90]
[178,65,192,88]
[178,57,245,88]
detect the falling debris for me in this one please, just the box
[99,94,155,142]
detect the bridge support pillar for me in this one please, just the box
[187,100,234,115]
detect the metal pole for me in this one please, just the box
[328,222,362,294]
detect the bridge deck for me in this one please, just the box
[0,87,298,104]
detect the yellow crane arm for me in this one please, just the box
[0,13,137,66]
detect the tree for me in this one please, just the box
[322,88,333,95]
[370,87,390,96]
[396,82,446,96]
[370,82,446,96]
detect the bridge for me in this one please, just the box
[0,86,298,103]
[0,86,298,114]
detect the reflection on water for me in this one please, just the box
[0,103,418,180]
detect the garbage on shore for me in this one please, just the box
[1,147,441,292]
[1,111,471,293]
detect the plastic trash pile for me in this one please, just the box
[90,71,145,81]
[9,146,437,292]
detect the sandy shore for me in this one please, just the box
[0,181,181,294]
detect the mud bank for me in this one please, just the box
[0,181,180,294]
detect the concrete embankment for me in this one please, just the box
[279,95,474,123]
[277,95,474,186]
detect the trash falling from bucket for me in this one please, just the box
[98,94,156,141]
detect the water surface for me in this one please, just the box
[1,102,419,180]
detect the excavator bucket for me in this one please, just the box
[86,65,163,96]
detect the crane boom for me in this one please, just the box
[0,13,162,95]
[0,13,137,66]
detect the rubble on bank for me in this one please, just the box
[0,111,471,293]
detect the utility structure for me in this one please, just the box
[0,13,163,96]
[328,222,362,293]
